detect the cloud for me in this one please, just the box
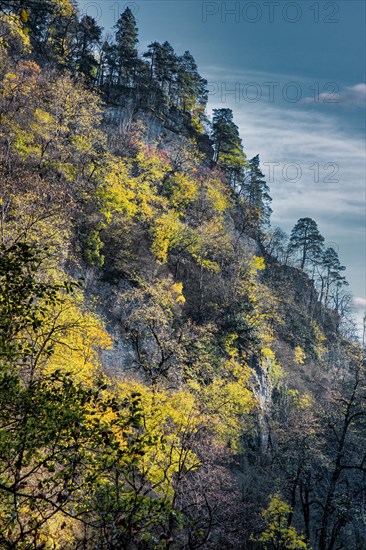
[203,66,365,108]
[302,83,366,107]
[353,298,366,335]
[354,297,366,311]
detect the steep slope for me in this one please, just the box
[0,5,364,550]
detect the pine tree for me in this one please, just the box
[243,154,272,228]
[318,247,348,307]
[99,38,119,87]
[143,41,160,81]
[159,41,178,97]
[287,217,325,270]
[144,42,178,97]
[211,108,246,186]
[142,45,207,115]
[74,15,102,81]
[177,51,207,112]
[114,7,139,87]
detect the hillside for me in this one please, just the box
[0,3,365,549]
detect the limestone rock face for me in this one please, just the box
[103,102,214,159]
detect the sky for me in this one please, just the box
[78,0,366,329]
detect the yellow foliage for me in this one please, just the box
[288,389,313,411]
[42,293,112,385]
[151,212,182,263]
[169,173,199,210]
[259,494,309,549]
[223,333,239,358]
[252,255,266,272]
[190,218,231,273]
[204,176,230,213]
[191,359,256,450]
[3,68,105,184]
[261,348,283,384]
[42,514,83,549]
[57,0,75,16]
[98,159,138,222]
[299,393,313,410]
[262,347,275,360]
[116,381,201,498]
[123,276,186,328]
[236,255,281,351]
[312,321,327,359]
[135,143,170,184]
[34,107,54,125]
[190,115,203,134]
[171,282,186,304]
[294,345,307,364]
[19,10,29,23]
[1,190,72,258]
[1,61,41,98]
[0,14,31,52]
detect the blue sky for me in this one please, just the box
[78,0,365,326]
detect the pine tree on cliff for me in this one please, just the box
[114,7,139,86]
[288,217,325,270]
[75,15,102,82]
[243,154,272,228]
[211,108,246,186]
[318,247,348,306]
[177,51,208,112]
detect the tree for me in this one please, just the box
[258,494,308,549]
[143,40,160,81]
[122,277,188,385]
[317,246,348,308]
[74,15,102,81]
[316,359,366,550]
[98,37,118,87]
[287,218,324,270]
[176,51,208,114]
[264,227,290,263]
[142,44,207,116]
[0,242,102,545]
[211,108,246,186]
[243,154,272,230]
[114,7,139,87]
[1,0,77,62]
[158,41,178,97]
[142,40,179,111]
[0,242,205,548]
[0,10,31,60]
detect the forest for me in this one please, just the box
[0,1,365,548]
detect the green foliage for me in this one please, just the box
[114,7,139,86]
[0,242,68,360]
[212,107,246,185]
[83,226,105,267]
[288,217,324,270]
[243,154,272,231]
[75,15,102,80]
